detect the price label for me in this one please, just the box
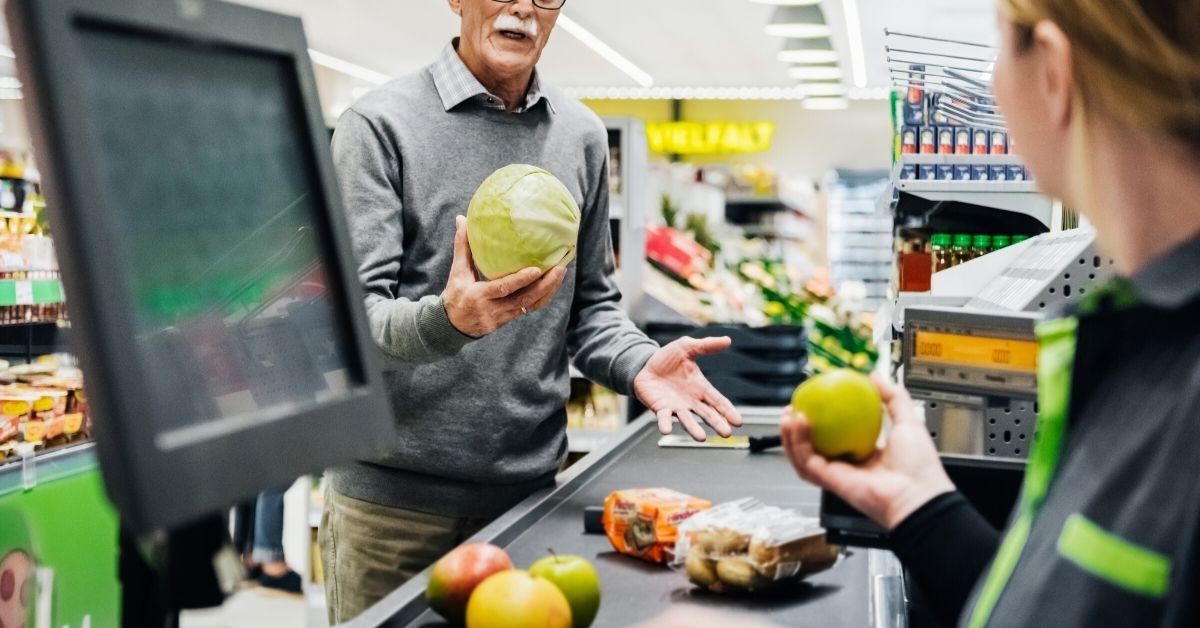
[14,280,33,305]
[23,420,45,443]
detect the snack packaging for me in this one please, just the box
[672,499,842,593]
[603,488,712,563]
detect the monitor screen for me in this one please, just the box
[74,24,363,450]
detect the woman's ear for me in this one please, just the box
[1032,20,1076,132]
[447,0,462,17]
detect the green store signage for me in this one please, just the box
[0,447,120,627]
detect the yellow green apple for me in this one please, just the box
[529,554,601,628]
[465,570,572,628]
[791,369,883,462]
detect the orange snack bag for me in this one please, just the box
[603,488,712,563]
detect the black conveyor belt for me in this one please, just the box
[358,415,897,628]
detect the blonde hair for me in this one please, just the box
[1003,0,1200,151]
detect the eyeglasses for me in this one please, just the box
[492,0,567,11]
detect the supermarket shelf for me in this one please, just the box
[0,279,63,306]
[566,427,620,454]
[900,154,1025,166]
[895,180,1053,228]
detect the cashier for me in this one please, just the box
[321,0,743,622]
[783,0,1200,626]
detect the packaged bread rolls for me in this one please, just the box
[672,498,843,593]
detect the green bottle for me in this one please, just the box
[931,234,953,272]
[952,234,973,265]
[991,235,1012,251]
[1012,235,1030,244]
[973,235,992,259]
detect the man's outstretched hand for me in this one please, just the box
[634,337,744,442]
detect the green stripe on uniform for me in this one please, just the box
[1057,514,1171,598]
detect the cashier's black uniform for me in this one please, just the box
[889,236,1200,627]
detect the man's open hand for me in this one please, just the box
[634,337,744,442]
[443,215,567,338]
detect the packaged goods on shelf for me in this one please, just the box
[0,358,89,462]
[825,170,891,311]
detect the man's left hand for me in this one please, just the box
[633,337,743,442]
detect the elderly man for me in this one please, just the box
[320,0,743,621]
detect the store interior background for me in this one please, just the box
[0,0,1013,626]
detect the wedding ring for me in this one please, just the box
[521,306,529,316]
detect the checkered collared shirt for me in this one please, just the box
[429,38,555,114]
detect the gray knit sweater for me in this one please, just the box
[326,60,658,518]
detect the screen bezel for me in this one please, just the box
[8,0,396,531]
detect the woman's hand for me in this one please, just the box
[780,375,955,530]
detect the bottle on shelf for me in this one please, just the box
[1012,235,1031,244]
[972,235,993,259]
[931,234,954,273]
[991,235,1012,251]
[951,234,974,265]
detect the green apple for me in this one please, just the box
[529,554,601,628]
[791,369,883,462]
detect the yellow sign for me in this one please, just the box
[646,121,776,155]
[915,331,1039,373]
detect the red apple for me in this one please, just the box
[426,543,514,625]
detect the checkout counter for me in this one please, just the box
[354,410,907,628]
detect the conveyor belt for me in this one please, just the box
[356,413,904,628]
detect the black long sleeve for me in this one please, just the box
[889,491,1001,627]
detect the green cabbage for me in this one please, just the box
[467,164,581,280]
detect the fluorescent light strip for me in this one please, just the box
[558,15,653,88]
[842,0,868,87]
[751,0,821,5]
[307,49,390,85]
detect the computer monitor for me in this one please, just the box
[7,0,395,531]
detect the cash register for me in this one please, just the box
[823,229,1116,545]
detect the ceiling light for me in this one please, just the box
[841,0,868,87]
[797,82,848,97]
[765,6,831,39]
[803,97,850,110]
[750,0,821,5]
[789,65,843,80]
[307,49,390,85]
[777,38,838,64]
[558,14,654,88]
[562,86,815,101]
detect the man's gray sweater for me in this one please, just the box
[327,56,658,518]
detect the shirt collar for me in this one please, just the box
[429,38,555,114]
[1128,234,1200,309]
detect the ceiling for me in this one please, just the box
[230,0,999,93]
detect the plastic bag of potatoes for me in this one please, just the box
[671,498,842,593]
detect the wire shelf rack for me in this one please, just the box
[886,29,1006,131]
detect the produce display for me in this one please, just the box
[791,369,883,462]
[467,164,581,280]
[602,488,712,564]
[426,544,601,628]
[0,357,88,462]
[673,499,842,594]
[806,302,878,376]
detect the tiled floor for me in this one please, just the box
[180,587,328,628]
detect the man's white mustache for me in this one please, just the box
[494,15,538,38]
